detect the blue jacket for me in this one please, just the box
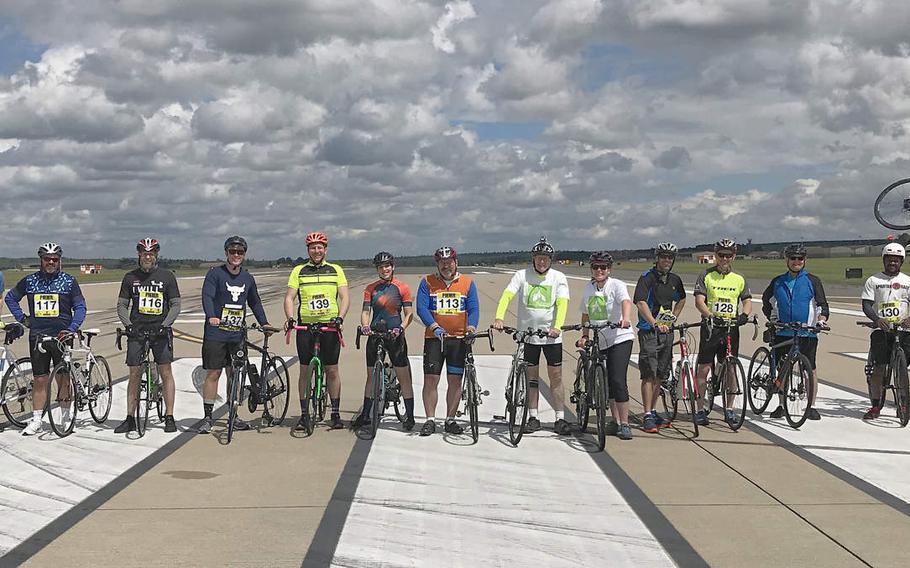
[5,271,86,336]
[761,270,829,337]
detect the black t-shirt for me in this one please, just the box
[633,268,685,331]
[118,267,180,328]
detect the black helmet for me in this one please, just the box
[783,243,807,257]
[589,251,614,265]
[223,235,248,252]
[373,251,394,266]
[531,236,555,257]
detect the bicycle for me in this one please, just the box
[115,327,169,437]
[41,329,113,437]
[1,323,34,429]
[243,324,290,428]
[659,321,703,437]
[561,322,623,451]
[874,177,910,230]
[747,321,827,428]
[491,326,550,446]
[857,321,910,426]
[455,329,493,443]
[702,315,757,431]
[287,322,343,436]
[355,322,405,439]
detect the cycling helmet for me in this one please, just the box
[305,232,328,246]
[37,242,62,257]
[530,236,555,258]
[137,238,160,253]
[434,246,457,261]
[714,238,737,253]
[373,251,394,266]
[882,242,906,258]
[223,235,248,252]
[655,242,678,257]
[783,243,807,257]
[589,251,614,265]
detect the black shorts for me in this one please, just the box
[126,329,174,367]
[423,337,468,376]
[296,329,342,366]
[365,334,409,368]
[772,335,818,370]
[638,330,673,381]
[599,340,633,403]
[524,343,563,367]
[202,339,243,370]
[870,329,910,366]
[29,336,66,376]
[697,325,740,366]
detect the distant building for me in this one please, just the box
[80,264,103,275]
[692,251,715,264]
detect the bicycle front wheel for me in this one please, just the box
[464,366,479,444]
[2,358,34,428]
[264,356,290,426]
[135,369,150,438]
[88,355,112,424]
[723,357,747,431]
[368,360,384,439]
[507,364,529,446]
[594,363,608,451]
[874,178,910,230]
[574,354,591,432]
[227,367,244,443]
[782,354,813,428]
[48,365,77,437]
[306,364,321,435]
[747,347,773,415]
[892,348,910,427]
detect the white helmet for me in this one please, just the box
[883,242,906,258]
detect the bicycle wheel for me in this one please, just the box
[227,366,244,444]
[782,354,812,428]
[2,358,34,428]
[135,369,149,438]
[368,360,384,439]
[594,363,608,451]
[465,365,479,444]
[87,355,112,424]
[263,356,290,426]
[682,361,699,438]
[747,347,773,415]
[47,365,77,437]
[723,357,747,431]
[891,347,910,427]
[573,353,591,432]
[307,365,321,434]
[874,178,910,230]
[507,364,529,446]
[659,374,679,423]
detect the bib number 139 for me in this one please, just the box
[308,297,331,311]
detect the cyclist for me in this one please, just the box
[198,236,271,434]
[860,242,910,420]
[577,251,635,440]
[4,242,86,436]
[415,246,480,436]
[113,238,182,434]
[761,243,829,421]
[633,242,686,433]
[693,238,752,427]
[284,231,349,431]
[493,237,570,435]
[351,252,416,432]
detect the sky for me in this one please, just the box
[0,0,908,260]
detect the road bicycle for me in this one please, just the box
[494,326,549,447]
[702,316,757,431]
[0,323,33,429]
[115,327,168,437]
[456,329,493,443]
[857,321,910,426]
[659,321,703,437]
[287,322,342,435]
[243,324,290,428]
[355,322,405,439]
[874,177,910,230]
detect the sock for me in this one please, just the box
[529,408,539,418]
[300,399,307,413]
[446,416,456,422]
[203,400,214,418]
[362,397,373,418]
[426,415,436,423]
[331,398,340,415]
[555,410,564,421]
[32,410,42,421]
[404,397,414,418]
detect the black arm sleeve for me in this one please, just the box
[808,274,829,318]
[862,299,879,322]
[761,279,774,319]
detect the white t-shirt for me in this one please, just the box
[580,278,634,349]
[503,268,570,345]
[862,271,910,323]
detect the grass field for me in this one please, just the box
[0,267,211,285]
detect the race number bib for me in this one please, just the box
[526,285,552,309]
[305,294,332,316]
[711,297,736,318]
[879,301,903,323]
[655,307,676,327]
[138,290,164,315]
[436,292,462,315]
[219,305,245,331]
[34,294,59,318]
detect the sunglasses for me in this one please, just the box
[590,264,611,270]
[41,256,60,263]
[788,256,805,261]
[227,249,246,256]
[657,253,674,260]
[717,253,734,259]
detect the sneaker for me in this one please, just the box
[444,419,464,434]
[402,416,416,432]
[605,421,619,436]
[294,414,310,432]
[164,415,177,433]
[22,417,43,436]
[862,406,881,420]
[114,416,136,434]
[769,406,785,419]
[350,413,368,431]
[197,416,214,434]
[554,418,571,436]
[617,424,633,440]
[523,416,541,434]
[419,419,436,436]
[724,409,737,425]
[232,416,251,431]
[653,412,671,429]
[641,414,658,434]
[807,408,821,421]
[695,410,709,426]
[329,414,344,430]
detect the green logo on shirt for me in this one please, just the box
[587,296,608,321]
[526,285,552,309]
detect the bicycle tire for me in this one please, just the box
[88,355,112,424]
[310,358,326,422]
[659,376,679,423]
[135,366,150,438]
[782,354,813,428]
[724,357,747,431]
[228,364,246,444]
[747,347,773,415]
[681,361,699,438]
[465,365,479,444]
[264,356,290,426]
[594,363,608,451]
[368,360,383,439]
[47,364,77,437]
[890,347,910,427]
[574,354,591,432]
[307,364,320,434]
[507,364,529,446]
[2,357,34,428]
[874,178,910,230]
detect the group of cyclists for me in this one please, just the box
[1,231,908,439]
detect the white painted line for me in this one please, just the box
[331,355,675,568]
[174,319,206,324]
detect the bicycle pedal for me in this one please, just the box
[570,394,578,404]
[481,390,489,396]
[493,414,505,420]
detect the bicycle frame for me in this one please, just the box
[858,320,910,425]
[287,322,343,427]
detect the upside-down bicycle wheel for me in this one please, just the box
[874,178,910,230]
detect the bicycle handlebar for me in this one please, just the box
[767,320,830,333]
[285,323,345,348]
[856,320,909,332]
[560,321,626,332]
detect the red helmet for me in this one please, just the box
[434,246,457,261]
[137,238,160,253]
[305,232,328,246]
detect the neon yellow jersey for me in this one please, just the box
[694,268,751,318]
[287,261,348,323]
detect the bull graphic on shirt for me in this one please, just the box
[226,283,245,302]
